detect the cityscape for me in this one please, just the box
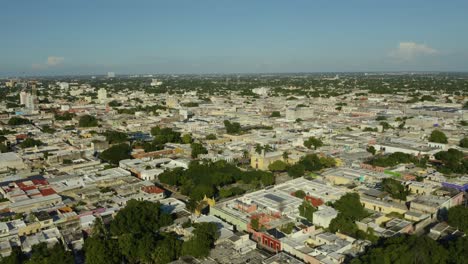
[0,1,467,264]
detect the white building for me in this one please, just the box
[58,82,69,90]
[252,87,270,96]
[107,72,115,78]
[97,88,107,103]
[150,79,163,86]
[313,206,338,228]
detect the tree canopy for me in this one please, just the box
[8,117,30,126]
[78,115,98,127]
[20,138,44,148]
[352,235,468,264]
[382,178,409,201]
[434,148,467,174]
[191,142,207,158]
[447,205,468,233]
[429,130,448,144]
[304,136,323,150]
[159,160,274,202]
[100,143,132,165]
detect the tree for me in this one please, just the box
[181,223,219,258]
[459,137,468,148]
[282,151,290,162]
[110,200,172,236]
[304,136,323,150]
[270,111,281,118]
[103,130,128,144]
[434,148,467,174]
[376,116,387,121]
[254,144,263,154]
[250,218,260,231]
[379,121,391,131]
[182,134,193,144]
[429,130,448,144]
[27,242,74,264]
[191,143,207,158]
[100,143,132,165]
[294,190,306,199]
[205,134,217,140]
[224,120,242,134]
[351,235,450,264]
[366,145,376,155]
[8,117,30,126]
[54,112,75,121]
[447,205,468,232]
[263,144,273,153]
[268,160,287,172]
[0,246,26,264]
[20,138,44,148]
[79,115,98,127]
[288,163,305,178]
[382,178,409,201]
[299,200,316,222]
[41,125,56,134]
[333,193,368,221]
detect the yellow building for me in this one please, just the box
[250,151,283,171]
[361,196,407,215]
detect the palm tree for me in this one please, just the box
[263,144,273,153]
[282,151,290,163]
[255,144,263,155]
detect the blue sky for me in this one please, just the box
[1,0,468,76]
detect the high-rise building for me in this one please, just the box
[107,72,115,78]
[98,88,107,102]
[20,91,28,105]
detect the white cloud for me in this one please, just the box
[46,56,64,66]
[32,56,65,70]
[389,42,437,61]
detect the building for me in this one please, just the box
[97,88,107,103]
[250,151,283,170]
[313,206,338,228]
[107,72,115,78]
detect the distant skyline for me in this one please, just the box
[1,0,468,76]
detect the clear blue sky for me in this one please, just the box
[1,0,468,76]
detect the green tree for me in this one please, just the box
[459,137,468,148]
[100,143,132,165]
[8,117,30,126]
[382,178,409,201]
[379,121,392,131]
[270,111,281,117]
[288,163,305,178]
[294,190,306,199]
[366,145,376,155]
[78,115,98,127]
[191,142,207,158]
[250,218,260,231]
[103,130,128,144]
[299,200,316,222]
[429,129,448,143]
[351,235,449,264]
[268,160,287,172]
[223,120,242,134]
[254,144,263,154]
[304,136,323,150]
[182,134,193,144]
[205,134,217,140]
[181,223,219,258]
[447,205,468,232]
[20,138,44,148]
[26,242,74,264]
